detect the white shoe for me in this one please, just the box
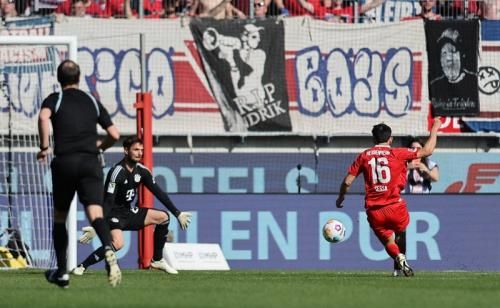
[105,250,122,287]
[150,258,178,274]
[72,264,86,276]
[396,253,414,277]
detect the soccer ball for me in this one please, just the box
[322,219,346,243]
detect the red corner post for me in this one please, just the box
[134,92,154,269]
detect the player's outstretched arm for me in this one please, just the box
[336,174,356,208]
[141,167,193,229]
[418,118,442,158]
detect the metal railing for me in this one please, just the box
[1,0,494,22]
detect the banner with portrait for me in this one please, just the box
[190,18,292,132]
[425,20,480,116]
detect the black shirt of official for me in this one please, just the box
[103,159,181,217]
[41,88,113,156]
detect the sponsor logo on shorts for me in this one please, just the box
[111,217,119,223]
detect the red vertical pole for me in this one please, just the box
[134,92,154,269]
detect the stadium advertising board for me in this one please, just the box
[140,152,500,194]
[75,194,500,271]
[0,152,498,195]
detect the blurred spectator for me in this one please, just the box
[196,0,244,19]
[178,0,197,16]
[327,0,354,22]
[326,0,386,23]
[402,0,442,20]
[57,0,124,18]
[232,0,249,16]
[405,137,439,193]
[1,0,18,18]
[72,0,92,17]
[14,0,32,16]
[298,0,328,18]
[227,1,245,18]
[480,0,500,19]
[437,0,481,19]
[55,0,71,16]
[233,0,271,17]
[419,0,442,19]
[125,0,163,18]
[197,0,228,18]
[254,0,269,17]
[272,0,322,17]
[164,0,178,18]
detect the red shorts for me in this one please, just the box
[366,200,410,243]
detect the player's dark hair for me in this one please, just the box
[408,137,430,167]
[372,123,392,144]
[123,136,143,149]
[57,60,80,87]
[407,137,424,148]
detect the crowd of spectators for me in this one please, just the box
[1,0,499,22]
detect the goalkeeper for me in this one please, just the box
[73,136,192,275]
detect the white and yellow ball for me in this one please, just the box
[322,219,346,243]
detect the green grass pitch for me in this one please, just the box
[0,270,499,308]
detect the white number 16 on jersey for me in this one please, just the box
[368,157,391,184]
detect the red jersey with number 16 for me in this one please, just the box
[348,145,418,209]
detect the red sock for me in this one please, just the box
[385,243,400,259]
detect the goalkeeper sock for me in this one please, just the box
[81,246,107,268]
[53,222,68,274]
[385,242,400,259]
[91,218,113,251]
[153,221,170,261]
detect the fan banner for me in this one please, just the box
[3,17,429,135]
[463,20,500,132]
[425,20,480,117]
[361,0,423,22]
[189,18,292,132]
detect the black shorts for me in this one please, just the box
[107,207,148,230]
[51,153,103,212]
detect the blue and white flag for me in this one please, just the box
[463,20,500,132]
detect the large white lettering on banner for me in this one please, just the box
[287,19,428,135]
[0,17,427,136]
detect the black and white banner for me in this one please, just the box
[190,18,292,132]
[426,20,480,116]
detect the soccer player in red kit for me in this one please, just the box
[336,118,441,276]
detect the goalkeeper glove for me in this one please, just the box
[79,226,96,244]
[177,212,192,230]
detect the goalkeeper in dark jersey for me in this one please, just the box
[72,136,192,275]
